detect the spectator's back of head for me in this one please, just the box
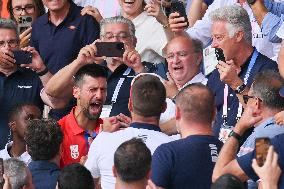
[4,158,34,189]
[251,70,284,111]
[130,74,166,117]
[175,83,215,124]
[57,163,94,189]
[113,138,151,182]
[25,119,63,161]
[211,174,245,189]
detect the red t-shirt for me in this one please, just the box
[58,107,103,168]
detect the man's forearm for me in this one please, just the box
[212,135,240,181]
[45,59,83,98]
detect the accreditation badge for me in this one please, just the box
[219,124,234,143]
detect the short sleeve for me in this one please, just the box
[151,144,173,188]
[84,136,101,178]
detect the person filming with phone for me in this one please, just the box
[0,19,52,149]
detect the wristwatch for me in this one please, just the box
[228,130,242,142]
[234,83,246,94]
[247,0,256,5]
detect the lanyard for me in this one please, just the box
[111,67,131,104]
[222,49,259,124]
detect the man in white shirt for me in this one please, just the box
[84,74,172,189]
[0,103,41,164]
[159,36,207,134]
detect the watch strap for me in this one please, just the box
[229,130,242,142]
[235,83,246,94]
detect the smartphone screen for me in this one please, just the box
[13,50,32,65]
[255,137,271,166]
[96,42,125,57]
[0,158,4,187]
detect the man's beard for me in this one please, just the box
[82,105,102,120]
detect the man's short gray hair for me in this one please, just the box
[0,19,19,41]
[209,5,252,44]
[100,16,136,37]
[4,158,28,189]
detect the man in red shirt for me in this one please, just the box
[56,63,107,167]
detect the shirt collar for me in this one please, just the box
[66,107,103,136]
[130,122,161,132]
[181,72,208,89]
[255,117,275,131]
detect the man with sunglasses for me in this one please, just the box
[213,70,284,189]
[0,19,52,149]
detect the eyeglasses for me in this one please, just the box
[165,51,196,60]
[12,4,35,15]
[0,39,19,48]
[243,95,262,104]
[101,32,132,41]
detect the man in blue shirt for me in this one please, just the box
[212,70,284,188]
[151,83,222,189]
[26,119,62,189]
[31,0,100,119]
[208,5,278,141]
[0,19,52,149]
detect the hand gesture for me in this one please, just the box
[216,60,242,88]
[122,45,144,73]
[163,72,178,99]
[235,106,262,135]
[0,49,15,71]
[76,40,105,65]
[169,12,188,33]
[145,1,168,26]
[20,46,46,72]
[274,111,284,125]
[19,27,32,48]
[81,6,103,23]
[116,113,131,128]
[252,146,281,189]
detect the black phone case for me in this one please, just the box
[170,1,189,27]
[96,42,125,57]
[13,50,32,65]
[215,48,225,62]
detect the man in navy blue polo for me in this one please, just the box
[31,0,100,119]
[208,5,278,142]
[151,84,222,189]
[0,19,52,149]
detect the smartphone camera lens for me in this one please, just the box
[116,43,124,50]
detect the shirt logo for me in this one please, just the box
[17,85,32,89]
[70,145,79,159]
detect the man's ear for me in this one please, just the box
[161,101,167,113]
[146,169,152,180]
[175,106,181,120]
[73,86,80,99]
[235,30,244,43]
[112,166,118,178]
[128,97,133,112]
[8,121,16,132]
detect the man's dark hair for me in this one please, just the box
[131,75,166,117]
[74,64,108,87]
[57,163,94,189]
[25,119,63,161]
[114,138,151,182]
[252,70,284,111]
[175,83,215,124]
[211,174,245,189]
[8,102,39,122]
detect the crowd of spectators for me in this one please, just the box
[1,0,284,189]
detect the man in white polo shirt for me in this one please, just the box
[84,74,172,189]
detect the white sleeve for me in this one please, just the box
[186,0,233,46]
[84,135,102,178]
